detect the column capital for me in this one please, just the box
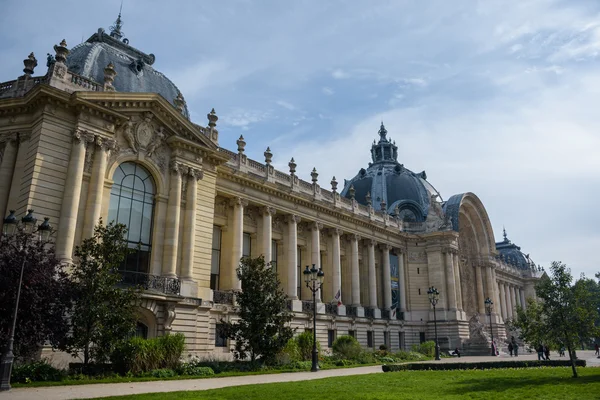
[365,239,376,247]
[311,221,323,231]
[378,243,393,252]
[442,247,458,255]
[260,206,276,216]
[97,136,117,153]
[327,227,343,236]
[0,132,18,144]
[187,167,203,181]
[347,233,361,242]
[229,196,248,208]
[73,129,94,144]
[170,160,185,176]
[285,214,301,224]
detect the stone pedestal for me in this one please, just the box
[336,304,346,316]
[289,299,303,312]
[316,302,326,315]
[180,280,198,297]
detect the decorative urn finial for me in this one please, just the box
[380,199,387,212]
[236,135,246,153]
[348,184,355,200]
[23,52,37,76]
[331,176,338,192]
[311,167,318,184]
[103,62,117,91]
[207,108,218,128]
[288,157,297,175]
[264,147,273,165]
[53,39,69,64]
[365,191,372,206]
[173,92,185,113]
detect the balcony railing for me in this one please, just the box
[346,306,358,317]
[213,290,235,305]
[325,303,338,315]
[119,271,181,296]
[365,308,375,319]
[302,300,314,313]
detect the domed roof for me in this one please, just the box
[66,15,189,118]
[495,228,535,270]
[340,123,441,222]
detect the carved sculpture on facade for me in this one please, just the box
[164,304,177,331]
[468,313,490,342]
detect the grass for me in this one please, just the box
[11,362,381,388]
[96,367,600,400]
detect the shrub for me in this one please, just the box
[11,360,66,383]
[379,344,388,351]
[393,350,426,361]
[111,333,185,375]
[176,363,215,377]
[382,359,587,372]
[141,368,177,378]
[411,341,436,357]
[295,331,321,361]
[158,333,186,370]
[332,335,362,361]
[275,338,302,365]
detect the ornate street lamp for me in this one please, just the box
[0,210,52,392]
[304,264,324,372]
[485,297,496,356]
[427,286,441,361]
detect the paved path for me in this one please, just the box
[1,351,598,400]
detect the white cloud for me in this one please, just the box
[332,69,350,79]
[275,100,296,111]
[322,86,334,95]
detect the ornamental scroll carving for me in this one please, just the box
[408,251,427,263]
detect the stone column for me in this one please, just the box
[0,134,17,228]
[56,130,90,263]
[485,265,495,306]
[444,249,457,311]
[6,133,29,214]
[498,282,506,320]
[311,222,323,302]
[286,215,300,299]
[162,162,183,278]
[228,197,247,290]
[381,244,392,310]
[350,234,361,307]
[150,196,168,276]
[367,240,377,308]
[520,288,527,311]
[82,136,114,239]
[475,265,485,314]
[491,268,502,316]
[398,250,407,312]
[181,168,202,282]
[330,228,342,304]
[260,207,275,262]
[453,253,463,311]
[510,286,519,310]
[505,284,513,319]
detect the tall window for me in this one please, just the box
[243,233,252,257]
[328,330,336,348]
[215,323,227,347]
[108,162,155,274]
[271,240,278,272]
[367,331,374,348]
[211,226,222,290]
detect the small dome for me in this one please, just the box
[66,22,189,118]
[340,123,441,221]
[495,229,535,270]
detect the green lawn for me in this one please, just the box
[98,367,600,400]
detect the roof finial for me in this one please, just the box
[503,226,507,241]
[110,1,124,40]
[378,121,388,142]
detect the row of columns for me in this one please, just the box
[224,197,404,312]
[497,281,526,320]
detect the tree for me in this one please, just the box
[65,221,141,366]
[223,256,294,364]
[0,230,72,360]
[512,261,599,378]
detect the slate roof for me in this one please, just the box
[66,28,189,119]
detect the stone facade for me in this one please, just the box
[0,28,543,363]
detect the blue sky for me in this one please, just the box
[1,0,599,278]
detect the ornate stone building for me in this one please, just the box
[0,19,542,359]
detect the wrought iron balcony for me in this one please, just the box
[325,303,338,315]
[382,309,391,319]
[119,271,181,296]
[213,290,235,305]
[302,300,314,313]
[365,308,375,319]
[346,306,358,317]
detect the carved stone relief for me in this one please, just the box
[408,251,427,263]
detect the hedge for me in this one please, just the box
[382,359,587,372]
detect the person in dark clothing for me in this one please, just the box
[595,343,599,356]
[453,347,461,357]
[511,337,519,357]
[537,344,545,360]
[508,342,513,356]
[544,345,551,361]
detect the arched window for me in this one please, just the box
[107,162,155,274]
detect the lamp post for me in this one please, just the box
[0,210,52,392]
[427,286,441,361]
[303,264,324,372]
[485,297,496,356]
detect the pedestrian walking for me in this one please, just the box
[544,345,551,361]
[595,343,599,356]
[537,344,545,361]
[511,337,519,357]
[508,341,513,357]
